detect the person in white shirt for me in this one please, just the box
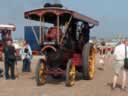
[20,41,32,72]
[112,39,128,90]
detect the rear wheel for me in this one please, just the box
[82,43,95,80]
[35,60,46,86]
[66,59,76,86]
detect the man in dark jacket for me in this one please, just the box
[81,23,95,44]
[3,40,16,80]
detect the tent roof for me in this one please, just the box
[0,24,16,31]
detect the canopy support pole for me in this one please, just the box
[64,16,73,33]
[60,16,73,44]
[40,16,42,44]
[31,26,40,45]
[42,17,45,42]
[27,16,40,45]
[57,15,60,44]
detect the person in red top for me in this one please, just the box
[46,27,62,41]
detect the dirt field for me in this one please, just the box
[0,54,128,96]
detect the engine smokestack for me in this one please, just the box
[43,0,63,8]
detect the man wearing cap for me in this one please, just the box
[112,39,128,90]
[3,39,16,80]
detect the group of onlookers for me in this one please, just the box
[0,39,32,80]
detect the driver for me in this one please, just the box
[81,22,94,43]
[46,27,62,41]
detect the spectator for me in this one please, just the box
[20,41,32,72]
[112,39,128,90]
[3,40,16,80]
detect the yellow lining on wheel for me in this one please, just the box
[39,63,46,84]
[69,65,76,86]
[88,47,95,79]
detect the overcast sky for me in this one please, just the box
[0,0,128,39]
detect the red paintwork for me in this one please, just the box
[46,68,65,75]
[32,50,40,55]
[45,53,81,76]
[72,53,81,66]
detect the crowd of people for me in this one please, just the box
[0,39,32,80]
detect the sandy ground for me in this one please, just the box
[0,54,128,96]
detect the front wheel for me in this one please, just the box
[66,59,76,87]
[82,43,96,80]
[35,59,47,86]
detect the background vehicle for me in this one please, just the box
[0,24,21,60]
[24,2,99,86]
